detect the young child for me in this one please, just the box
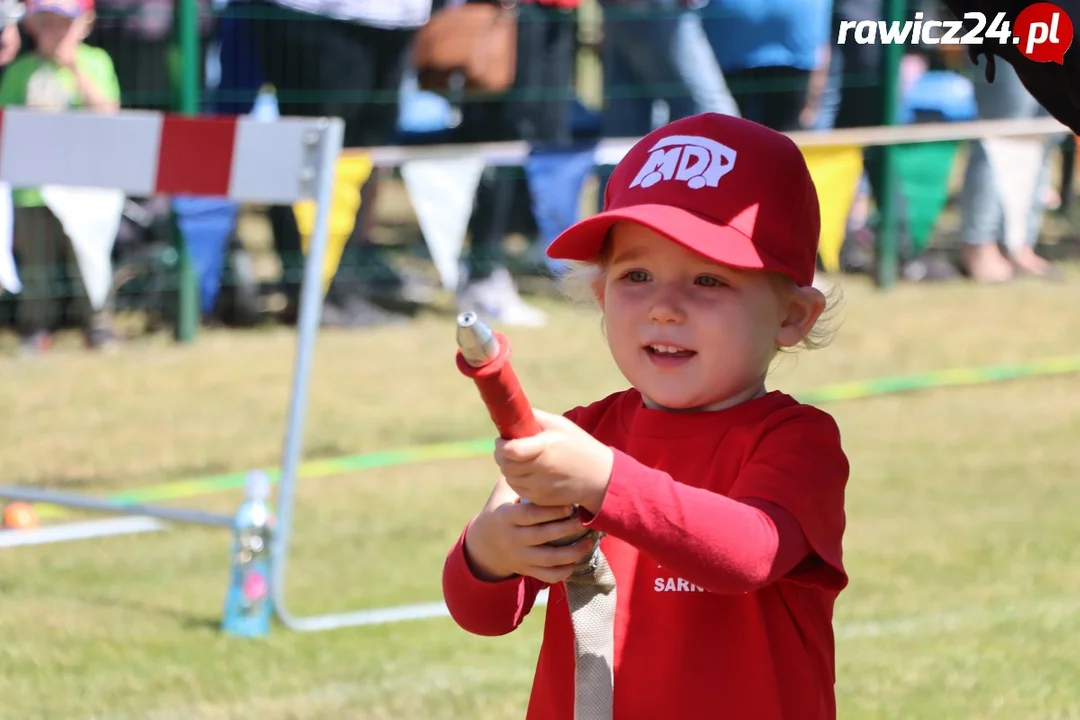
[0,0,120,354]
[442,112,849,719]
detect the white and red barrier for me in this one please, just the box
[0,107,331,202]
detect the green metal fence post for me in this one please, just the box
[874,0,905,289]
[174,0,201,343]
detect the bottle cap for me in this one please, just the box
[246,470,270,502]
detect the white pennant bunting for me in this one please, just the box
[0,181,18,294]
[40,185,125,311]
[981,136,1048,255]
[400,154,485,291]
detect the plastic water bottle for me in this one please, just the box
[221,470,274,637]
[250,83,279,122]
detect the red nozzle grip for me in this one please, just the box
[456,331,542,440]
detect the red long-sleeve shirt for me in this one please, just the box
[443,389,849,719]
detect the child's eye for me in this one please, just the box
[622,270,650,283]
[695,275,726,288]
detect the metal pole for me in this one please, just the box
[270,117,359,632]
[873,0,905,289]
[0,486,233,528]
[174,0,201,343]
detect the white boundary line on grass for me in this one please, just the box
[7,519,1077,642]
[0,516,167,548]
[302,591,1080,639]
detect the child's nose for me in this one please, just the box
[647,286,686,324]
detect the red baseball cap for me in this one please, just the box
[546,113,821,287]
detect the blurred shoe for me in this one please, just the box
[84,313,121,352]
[902,252,960,282]
[457,267,547,328]
[85,325,120,353]
[16,330,51,358]
[322,293,410,329]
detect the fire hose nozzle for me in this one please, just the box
[456,311,500,368]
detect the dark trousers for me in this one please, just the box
[725,66,811,133]
[250,0,415,299]
[13,207,94,334]
[453,2,578,280]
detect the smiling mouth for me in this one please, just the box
[645,344,697,359]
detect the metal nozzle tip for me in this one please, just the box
[456,311,499,367]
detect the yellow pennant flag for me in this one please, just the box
[800,145,864,273]
[293,152,374,296]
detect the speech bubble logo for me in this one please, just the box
[1014,2,1074,64]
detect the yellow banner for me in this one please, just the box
[293,153,374,295]
[801,145,864,273]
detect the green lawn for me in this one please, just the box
[2,267,1079,719]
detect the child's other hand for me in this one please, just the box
[464,481,595,584]
[494,409,614,515]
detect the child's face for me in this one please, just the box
[595,222,813,412]
[27,11,81,57]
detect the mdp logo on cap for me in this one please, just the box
[628,135,737,191]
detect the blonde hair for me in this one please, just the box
[554,236,843,353]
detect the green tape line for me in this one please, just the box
[30,355,1080,516]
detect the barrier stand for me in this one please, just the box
[0,108,345,633]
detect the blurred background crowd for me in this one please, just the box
[0,0,1073,356]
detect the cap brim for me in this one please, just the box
[546,203,774,274]
[28,3,81,16]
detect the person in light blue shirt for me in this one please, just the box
[701,0,831,131]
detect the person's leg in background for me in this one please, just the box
[593,1,669,213]
[339,22,431,311]
[13,207,61,354]
[958,60,1061,281]
[755,66,811,132]
[11,206,115,353]
[456,3,576,327]
[595,0,732,210]
[957,138,1013,282]
[250,0,410,327]
[723,67,769,127]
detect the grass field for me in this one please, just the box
[2,266,1080,719]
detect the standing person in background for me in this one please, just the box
[249,0,433,329]
[598,0,740,138]
[0,0,121,355]
[701,0,831,132]
[957,60,1063,283]
[450,0,580,328]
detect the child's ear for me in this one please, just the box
[775,285,825,348]
[590,273,606,311]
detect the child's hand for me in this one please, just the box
[464,479,596,584]
[0,23,21,66]
[494,409,614,515]
[52,17,85,70]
